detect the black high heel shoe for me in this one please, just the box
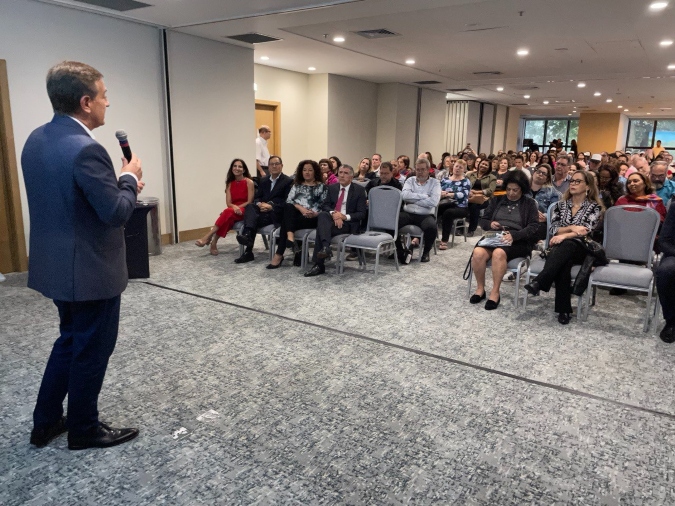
[557,313,571,325]
[524,281,540,296]
[266,256,284,269]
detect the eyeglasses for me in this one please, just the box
[534,170,548,176]
[269,162,282,166]
[569,179,585,185]
[651,174,667,180]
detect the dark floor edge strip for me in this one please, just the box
[142,281,675,421]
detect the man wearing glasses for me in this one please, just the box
[552,156,572,194]
[651,161,675,203]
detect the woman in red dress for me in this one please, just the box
[195,158,255,255]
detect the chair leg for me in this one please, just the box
[467,265,473,298]
[262,235,269,250]
[463,218,468,242]
[418,236,425,262]
[513,270,520,308]
[644,281,654,333]
[269,233,276,263]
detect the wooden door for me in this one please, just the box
[0,59,27,273]
[255,100,281,159]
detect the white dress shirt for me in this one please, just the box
[330,183,352,221]
[255,135,270,167]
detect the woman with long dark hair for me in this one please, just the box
[195,159,255,256]
[267,160,327,269]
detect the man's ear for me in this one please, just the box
[79,94,92,114]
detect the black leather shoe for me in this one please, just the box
[236,231,254,248]
[30,416,67,448]
[609,288,627,296]
[234,251,254,264]
[558,313,571,325]
[317,246,332,260]
[524,281,540,296]
[68,422,139,450]
[660,324,675,343]
[397,249,412,265]
[304,264,325,277]
[485,297,500,310]
[420,252,430,263]
[469,292,486,304]
[293,252,302,267]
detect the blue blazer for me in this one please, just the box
[21,115,137,301]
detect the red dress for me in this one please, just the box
[214,179,249,237]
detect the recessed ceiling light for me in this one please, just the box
[577,82,586,88]
[523,95,530,99]
[308,67,316,71]
[618,105,623,108]
[333,36,345,43]
[568,113,572,116]
[497,86,504,91]
[405,59,415,65]
[624,109,629,112]
[668,64,675,70]
[517,48,529,56]
[648,112,652,115]
[260,56,269,61]
[650,2,669,11]
[606,99,613,103]
[594,92,602,96]
[661,39,674,46]
[543,100,549,104]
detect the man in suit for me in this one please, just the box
[22,61,143,450]
[235,155,292,263]
[305,164,367,277]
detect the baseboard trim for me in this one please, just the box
[178,227,213,243]
[161,233,172,246]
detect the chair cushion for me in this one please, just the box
[528,257,545,276]
[507,257,528,270]
[590,264,654,290]
[399,225,423,235]
[344,232,394,249]
[258,224,275,235]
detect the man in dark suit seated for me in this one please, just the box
[22,61,143,450]
[235,155,292,263]
[305,164,367,277]
[365,161,403,193]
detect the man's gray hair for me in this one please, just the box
[556,154,571,163]
[340,164,354,175]
[46,61,103,115]
[415,157,431,169]
[651,160,668,172]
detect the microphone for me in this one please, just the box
[115,130,132,163]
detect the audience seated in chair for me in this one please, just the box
[394,157,441,263]
[356,157,376,182]
[650,161,675,203]
[319,158,338,186]
[615,172,667,224]
[470,170,539,310]
[195,158,254,256]
[524,171,604,324]
[268,160,327,269]
[438,159,471,250]
[657,203,675,343]
[529,163,561,241]
[305,164,367,277]
[466,158,498,237]
[365,161,403,193]
[597,164,625,210]
[235,155,293,263]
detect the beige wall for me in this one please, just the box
[307,74,329,161]
[375,83,398,161]
[395,85,418,159]
[326,74,378,167]
[577,113,627,154]
[167,32,254,235]
[493,105,508,152]
[375,83,419,161]
[254,64,310,173]
[0,0,170,248]
[419,88,447,161]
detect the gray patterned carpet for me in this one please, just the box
[2,233,675,505]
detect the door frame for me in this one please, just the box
[255,99,281,158]
[0,59,27,273]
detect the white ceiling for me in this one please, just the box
[37,0,675,117]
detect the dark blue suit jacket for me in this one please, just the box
[21,115,137,301]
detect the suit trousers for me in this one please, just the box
[33,295,121,435]
[656,256,675,324]
[241,205,277,252]
[534,239,587,314]
[313,211,352,264]
[396,211,437,254]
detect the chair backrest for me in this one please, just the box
[603,205,660,266]
[367,186,403,237]
[543,201,558,248]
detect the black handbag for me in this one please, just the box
[571,236,608,266]
[571,254,595,296]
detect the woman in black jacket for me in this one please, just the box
[657,204,675,343]
[470,170,539,310]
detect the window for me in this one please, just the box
[654,120,675,148]
[627,120,656,149]
[521,118,578,151]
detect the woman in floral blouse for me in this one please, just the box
[268,160,327,269]
[438,159,472,249]
[524,171,604,325]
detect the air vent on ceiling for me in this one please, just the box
[353,28,400,39]
[511,103,528,106]
[446,88,471,92]
[73,0,150,10]
[414,80,442,85]
[513,85,540,91]
[225,33,281,44]
[462,26,507,32]
[473,71,502,76]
